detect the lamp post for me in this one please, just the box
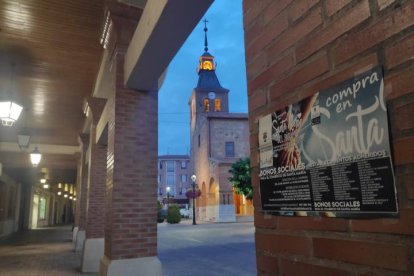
[190,174,197,225]
[166,186,170,209]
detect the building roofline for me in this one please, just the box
[158,155,190,160]
[206,113,248,120]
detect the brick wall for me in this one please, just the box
[244,0,414,274]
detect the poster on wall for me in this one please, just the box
[258,66,398,217]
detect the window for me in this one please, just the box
[159,187,163,195]
[166,161,174,172]
[181,161,187,169]
[198,135,201,147]
[214,99,221,111]
[203,98,210,112]
[158,175,161,184]
[159,162,162,169]
[170,187,176,196]
[39,197,46,220]
[167,175,175,185]
[225,142,235,157]
[181,175,187,183]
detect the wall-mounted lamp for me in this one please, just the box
[1,64,23,126]
[43,184,49,189]
[0,101,23,127]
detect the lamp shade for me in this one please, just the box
[17,134,31,149]
[30,147,42,167]
[191,174,197,182]
[0,101,23,126]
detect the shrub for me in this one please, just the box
[157,201,165,223]
[166,204,181,224]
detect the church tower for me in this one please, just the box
[189,20,252,223]
[189,19,230,135]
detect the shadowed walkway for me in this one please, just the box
[0,226,92,276]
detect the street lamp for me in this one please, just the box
[191,174,197,225]
[166,186,170,209]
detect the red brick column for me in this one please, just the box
[85,124,107,239]
[78,134,89,231]
[244,0,414,275]
[74,134,89,251]
[85,97,107,239]
[81,97,107,273]
[74,153,82,228]
[103,49,158,260]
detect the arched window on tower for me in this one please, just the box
[214,99,221,112]
[203,98,210,112]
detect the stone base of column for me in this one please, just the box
[100,255,162,276]
[75,230,85,252]
[72,226,79,242]
[81,238,104,273]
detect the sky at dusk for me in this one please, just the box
[158,0,248,155]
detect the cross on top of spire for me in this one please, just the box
[203,18,209,52]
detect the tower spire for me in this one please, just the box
[203,18,208,52]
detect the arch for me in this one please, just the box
[200,181,207,206]
[203,98,210,112]
[208,177,219,206]
[209,177,219,194]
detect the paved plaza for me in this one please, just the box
[0,222,256,275]
[158,221,256,276]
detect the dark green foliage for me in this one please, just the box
[167,204,181,224]
[157,201,165,223]
[228,158,252,200]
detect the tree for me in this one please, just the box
[228,158,252,200]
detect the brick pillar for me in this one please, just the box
[79,134,90,230]
[100,48,161,275]
[73,152,81,241]
[74,134,89,251]
[81,97,107,273]
[74,153,81,227]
